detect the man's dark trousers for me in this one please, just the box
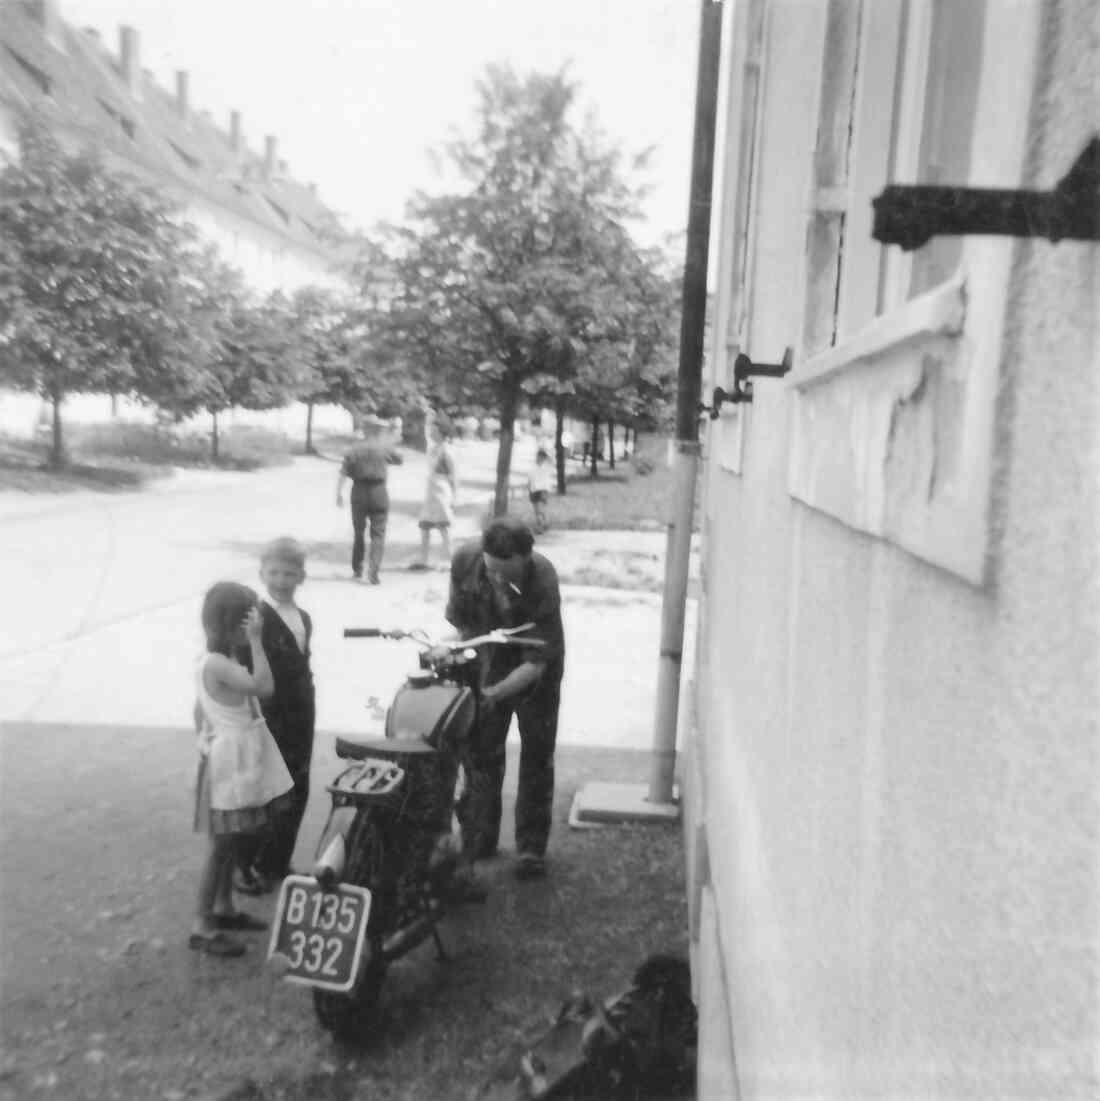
[350,481,388,581]
[459,679,561,859]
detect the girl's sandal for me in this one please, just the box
[211,911,268,932]
[188,930,246,957]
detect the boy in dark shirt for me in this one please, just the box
[235,537,316,894]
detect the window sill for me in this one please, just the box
[791,275,967,393]
[786,270,995,585]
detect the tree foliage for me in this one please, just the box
[0,114,202,464]
[369,66,677,513]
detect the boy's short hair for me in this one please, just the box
[535,448,550,461]
[261,536,306,571]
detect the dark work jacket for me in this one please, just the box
[237,603,315,767]
[445,539,565,691]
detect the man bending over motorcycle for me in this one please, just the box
[431,515,565,898]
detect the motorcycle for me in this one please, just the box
[266,622,544,1044]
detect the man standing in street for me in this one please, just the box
[436,515,565,895]
[335,414,403,584]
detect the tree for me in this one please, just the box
[382,66,664,514]
[132,255,301,462]
[0,114,200,465]
[204,290,302,461]
[290,285,360,453]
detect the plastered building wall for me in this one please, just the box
[687,1,1099,1097]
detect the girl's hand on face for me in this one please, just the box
[243,606,263,643]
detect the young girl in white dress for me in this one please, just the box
[190,582,294,956]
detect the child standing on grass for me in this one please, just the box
[234,537,316,896]
[528,448,552,534]
[191,582,294,957]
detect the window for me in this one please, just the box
[892,0,987,301]
[709,0,766,474]
[788,0,1040,584]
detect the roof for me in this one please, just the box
[0,1,349,264]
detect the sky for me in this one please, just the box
[58,0,703,245]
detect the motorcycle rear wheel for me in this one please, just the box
[312,810,391,1044]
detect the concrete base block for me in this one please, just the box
[568,781,681,828]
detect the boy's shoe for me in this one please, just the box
[233,866,277,896]
[514,852,547,880]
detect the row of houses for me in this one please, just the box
[0,0,357,436]
[685,1,1098,1098]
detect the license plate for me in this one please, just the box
[267,875,372,993]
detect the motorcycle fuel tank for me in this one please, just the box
[385,675,476,752]
[335,674,476,760]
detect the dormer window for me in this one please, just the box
[96,98,136,141]
[168,140,200,172]
[264,196,289,224]
[4,47,51,96]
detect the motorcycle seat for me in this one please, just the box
[335,733,439,760]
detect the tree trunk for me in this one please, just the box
[554,397,566,495]
[492,381,519,517]
[608,420,616,470]
[589,415,599,477]
[305,402,315,454]
[211,410,220,463]
[49,389,65,468]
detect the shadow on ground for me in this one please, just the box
[0,723,687,1101]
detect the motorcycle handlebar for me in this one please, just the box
[342,624,545,649]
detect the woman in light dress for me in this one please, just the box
[412,418,457,570]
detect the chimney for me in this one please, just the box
[307,182,318,197]
[263,135,277,179]
[229,110,243,153]
[175,71,189,118]
[118,25,139,95]
[28,1,62,47]
[277,157,288,176]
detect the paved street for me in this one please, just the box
[0,440,694,1098]
[0,440,669,749]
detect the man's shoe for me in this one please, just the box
[514,853,547,880]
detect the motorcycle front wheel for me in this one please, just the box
[313,810,392,1044]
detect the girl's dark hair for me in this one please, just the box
[482,516,535,558]
[201,582,258,656]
